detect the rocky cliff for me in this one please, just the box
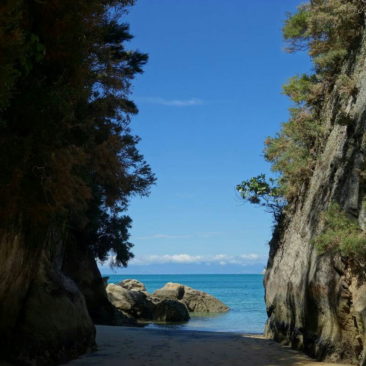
[264,30,366,366]
[0,225,135,366]
[0,229,96,366]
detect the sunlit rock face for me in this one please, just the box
[106,282,190,322]
[153,282,230,313]
[265,31,366,366]
[105,280,229,324]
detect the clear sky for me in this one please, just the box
[99,0,311,275]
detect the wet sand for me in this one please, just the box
[64,325,351,366]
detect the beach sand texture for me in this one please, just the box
[63,326,351,366]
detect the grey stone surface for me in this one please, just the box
[106,283,190,322]
[106,283,155,319]
[119,279,147,292]
[153,282,229,313]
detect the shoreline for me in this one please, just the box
[63,325,352,366]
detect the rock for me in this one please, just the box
[63,242,135,326]
[106,283,154,319]
[106,283,190,322]
[153,299,190,322]
[119,279,147,292]
[0,230,96,366]
[183,286,229,313]
[153,282,185,299]
[153,282,229,313]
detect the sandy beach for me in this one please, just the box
[63,326,351,366]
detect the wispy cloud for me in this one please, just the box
[129,253,265,266]
[135,232,221,241]
[135,233,192,240]
[139,97,204,107]
[197,232,222,239]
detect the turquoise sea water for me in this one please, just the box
[107,274,266,334]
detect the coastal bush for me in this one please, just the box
[264,108,323,200]
[272,0,364,200]
[283,0,364,77]
[282,74,318,105]
[238,0,364,222]
[335,74,358,99]
[236,174,285,221]
[313,203,366,256]
[0,0,155,266]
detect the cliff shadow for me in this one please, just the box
[62,326,339,366]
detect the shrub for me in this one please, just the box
[335,74,358,98]
[283,5,311,51]
[236,174,285,221]
[264,108,323,200]
[283,74,318,105]
[283,0,364,77]
[238,0,364,223]
[265,0,363,200]
[313,203,366,256]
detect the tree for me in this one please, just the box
[0,0,155,262]
[238,0,364,210]
[313,203,366,256]
[236,174,285,221]
[237,0,366,259]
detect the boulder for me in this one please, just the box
[153,282,184,299]
[106,283,154,319]
[153,299,190,322]
[153,282,229,313]
[107,279,229,322]
[106,283,190,322]
[63,242,135,326]
[183,286,229,313]
[119,279,147,292]
[0,230,96,366]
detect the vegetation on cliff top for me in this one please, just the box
[313,203,366,256]
[237,0,366,255]
[0,0,155,266]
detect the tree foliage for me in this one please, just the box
[264,107,324,201]
[265,0,364,202]
[0,0,155,266]
[313,203,366,257]
[236,175,285,221]
[238,0,365,227]
[283,0,364,76]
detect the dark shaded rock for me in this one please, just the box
[0,229,95,366]
[62,242,134,326]
[153,299,190,322]
[153,282,229,313]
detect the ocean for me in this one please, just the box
[107,274,266,334]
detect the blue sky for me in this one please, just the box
[99,0,311,274]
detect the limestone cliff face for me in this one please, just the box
[265,33,366,365]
